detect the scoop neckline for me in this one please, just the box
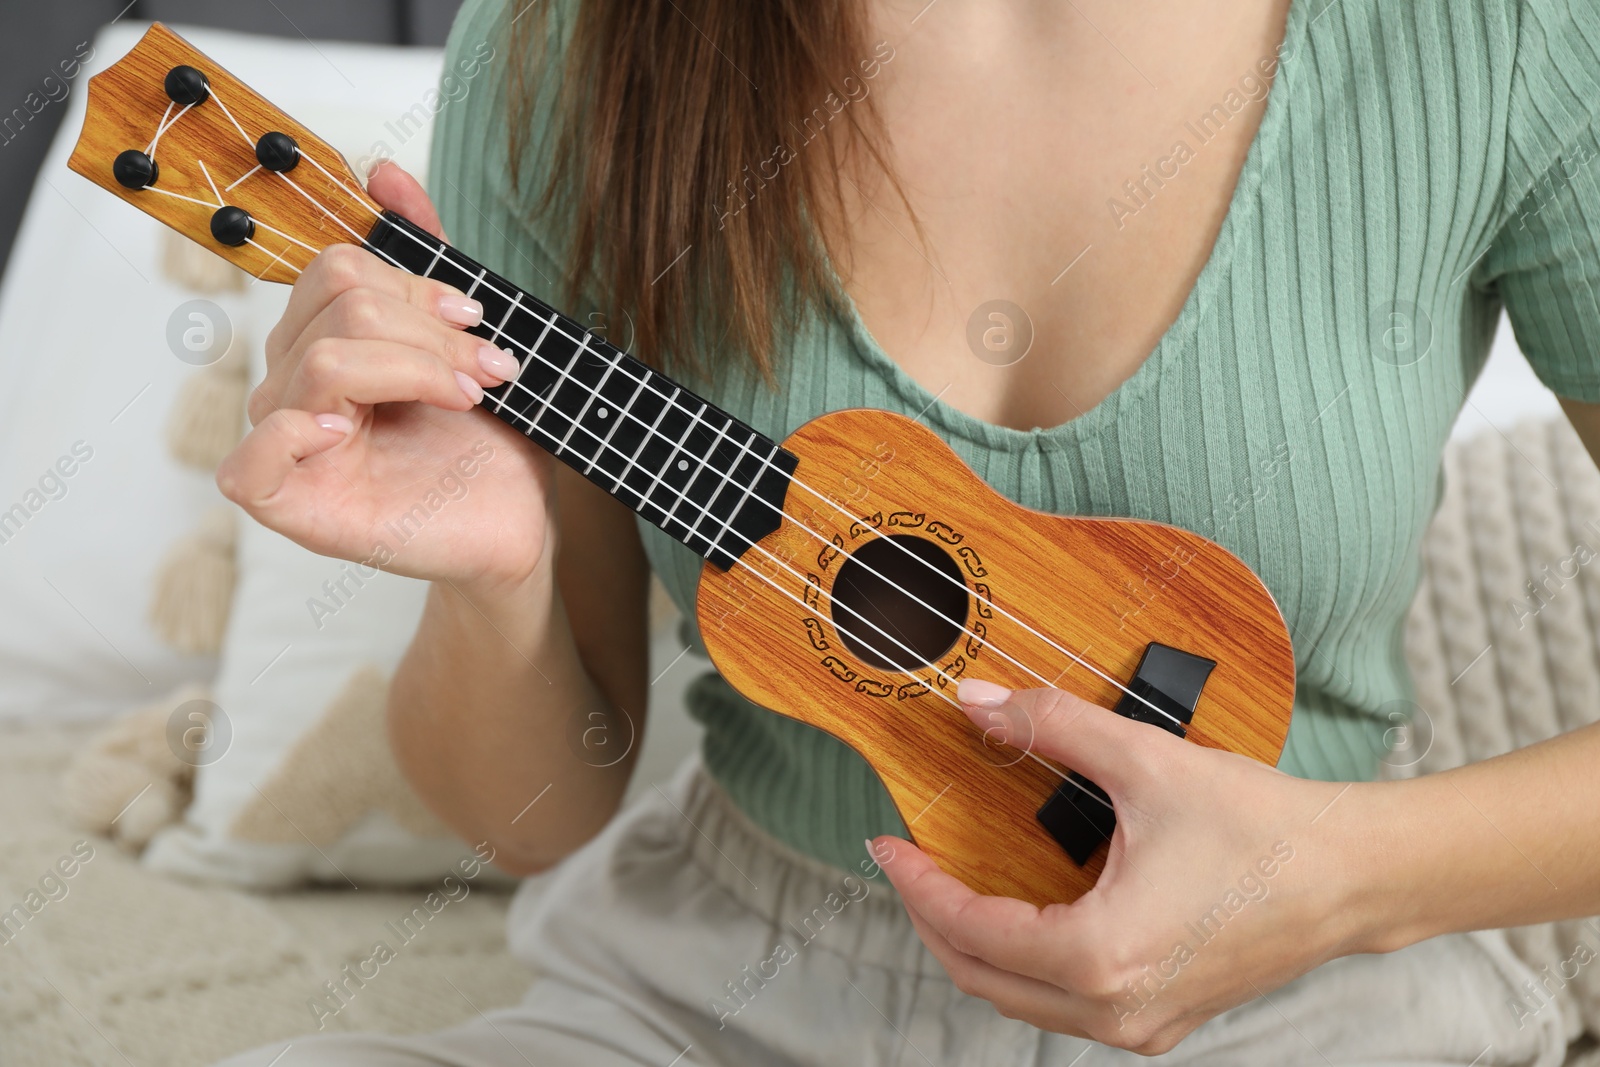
[826,0,1310,454]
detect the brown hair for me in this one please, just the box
[505,1,902,380]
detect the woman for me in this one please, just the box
[217,0,1600,1062]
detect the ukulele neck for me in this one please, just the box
[364,211,796,570]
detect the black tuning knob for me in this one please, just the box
[112,149,158,190]
[164,65,210,106]
[210,205,255,247]
[255,131,300,172]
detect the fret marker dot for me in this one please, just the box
[597,407,608,418]
[677,460,689,471]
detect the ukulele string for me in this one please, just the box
[202,83,256,151]
[145,101,174,154]
[197,160,223,205]
[142,179,323,262]
[144,100,192,157]
[154,92,1182,741]
[226,164,264,193]
[245,240,302,281]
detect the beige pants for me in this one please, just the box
[218,756,1569,1067]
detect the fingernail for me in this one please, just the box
[455,370,484,404]
[477,344,520,382]
[957,678,1011,708]
[438,294,483,327]
[313,413,353,437]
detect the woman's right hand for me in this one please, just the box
[217,163,555,600]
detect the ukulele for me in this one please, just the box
[71,24,1296,908]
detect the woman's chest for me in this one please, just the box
[835,0,1294,433]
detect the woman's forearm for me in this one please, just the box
[387,567,638,875]
[1346,720,1600,953]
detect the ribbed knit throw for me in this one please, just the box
[1402,417,1600,1043]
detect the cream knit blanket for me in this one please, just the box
[1402,416,1600,1048]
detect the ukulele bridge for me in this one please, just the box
[1035,642,1216,866]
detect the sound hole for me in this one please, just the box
[830,535,967,670]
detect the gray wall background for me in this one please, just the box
[0,0,466,283]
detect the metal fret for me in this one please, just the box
[650,400,707,528]
[665,414,730,543]
[707,436,781,558]
[586,368,651,476]
[532,331,587,453]
[557,346,623,457]
[486,292,521,346]
[613,386,680,497]
[514,308,557,425]
[422,240,445,278]
[487,293,523,415]
[689,426,757,555]
[517,381,554,440]
[527,311,556,363]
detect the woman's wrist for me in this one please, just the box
[431,549,560,647]
[1319,776,1445,957]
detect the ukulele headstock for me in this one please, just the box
[67,22,378,284]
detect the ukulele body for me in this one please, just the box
[696,407,1295,907]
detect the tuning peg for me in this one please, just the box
[209,205,255,247]
[165,65,210,106]
[112,149,159,190]
[255,131,300,172]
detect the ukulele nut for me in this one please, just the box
[209,205,255,247]
[164,64,210,106]
[255,131,300,173]
[112,149,158,190]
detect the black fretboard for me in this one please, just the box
[365,211,794,570]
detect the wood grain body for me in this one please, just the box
[696,409,1295,907]
[67,23,374,283]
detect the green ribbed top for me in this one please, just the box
[432,0,1600,872]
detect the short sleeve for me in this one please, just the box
[1476,0,1600,400]
[427,0,569,302]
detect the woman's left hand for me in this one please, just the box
[873,679,1388,1054]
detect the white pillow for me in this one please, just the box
[140,503,476,887]
[0,22,447,722]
